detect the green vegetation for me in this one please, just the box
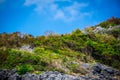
[16,64,34,75]
[98,17,120,28]
[0,17,120,75]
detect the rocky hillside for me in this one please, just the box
[0,17,120,80]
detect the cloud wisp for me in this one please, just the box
[24,0,92,22]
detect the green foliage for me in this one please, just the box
[72,28,82,36]
[98,17,120,28]
[0,48,9,67]
[69,63,79,72]
[34,41,41,46]
[16,64,34,75]
[108,28,120,38]
[0,17,120,73]
[34,47,45,54]
[99,21,115,28]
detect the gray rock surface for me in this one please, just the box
[39,71,82,80]
[93,26,105,33]
[0,63,120,80]
[20,45,34,52]
[22,73,39,80]
[8,73,21,80]
[80,63,91,70]
[90,63,120,80]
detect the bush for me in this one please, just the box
[34,47,45,54]
[16,64,34,75]
[0,48,9,65]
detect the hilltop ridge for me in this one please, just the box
[0,17,120,80]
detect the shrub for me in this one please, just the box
[0,48,9,65]
[34,47,45,54]
[16,64,34,75]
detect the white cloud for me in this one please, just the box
[24,0,92,22]
[54,2,91,22]
[54,10,65,20]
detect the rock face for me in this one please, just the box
[88,25,120,34]
[20,45,34,52]
[39,71,84,80]
[0,71,85,80]
[90,63,120,80]
[0,63,120,80]
[93,26,105,33]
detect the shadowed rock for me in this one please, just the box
[0,63,120,80]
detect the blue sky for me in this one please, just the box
[0,0,120,36]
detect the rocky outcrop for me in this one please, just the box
[90,63,120,80]
[82,63,120,80]
[0,70,86,80]
[93,26,105,33]
[39,71,85,80]
[19,45,34,52]
[0,63,120,80]
[86,25,120,34]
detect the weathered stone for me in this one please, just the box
[22,73,40,80]
[81,63,91,70]
[0,63,120,80]
[8,73,21,80]
[0,69,16,80]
